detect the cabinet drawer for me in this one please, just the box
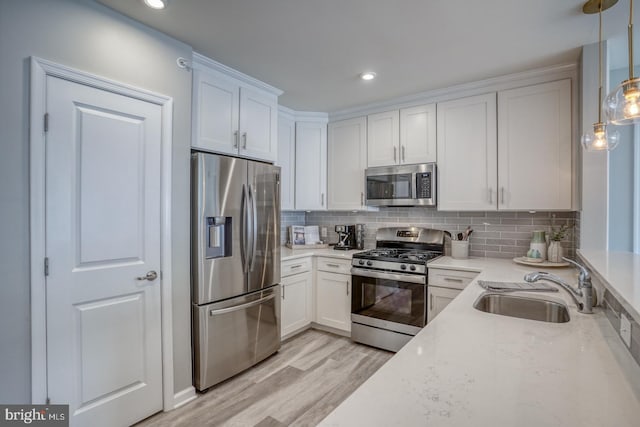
[281,258,312,277]
[316,257,352,274]
[428,268,478,290]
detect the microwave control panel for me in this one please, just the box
[416,172,432,199]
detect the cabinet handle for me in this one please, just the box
[282,285,285,300]
[402,145,406,162]
[234,131,239,149]
[430,293,434,311]
[242,132,247,149]
[361,192,364,206]
[488,187,493,204]
[290,264,303,269]
[501,187,505,204]
[346,281,349,296]
[321,193,325,206]
[326,263,340,268]
[444,277,464,283]
[393,146,397,162]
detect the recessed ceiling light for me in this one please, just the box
[360,72,376,81]
[143,0,167,9]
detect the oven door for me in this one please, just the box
[351,268,426,335]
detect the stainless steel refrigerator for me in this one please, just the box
[191,151,281,391]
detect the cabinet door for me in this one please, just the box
[400,104,437,164]
[427,286,460,322]
[239,87,278,162]
[281,272,313,338]
[277,113,296,210]
[295,121,327,210]
[498,79,572,210]
[316,271,351,332]
[328,117,367,210]
[437,93,497,211]
[367,110,400,167]
[192,69,240,155]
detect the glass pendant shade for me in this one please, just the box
[604,78,640,124]
[581,122,620,151]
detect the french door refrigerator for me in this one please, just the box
[191,151,281,391]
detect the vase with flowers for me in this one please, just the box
[548,223,569,263]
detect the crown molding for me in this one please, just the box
[278,105,328,122]
[329,63,577,121]
[192,52,283,96]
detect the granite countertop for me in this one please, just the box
[281,246,362,261]
[578,249,640,321]
[320,256,640,427]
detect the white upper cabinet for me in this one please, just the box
[192,54,280,162]
[295,120,328,210]
[437,93,498,211]
[328,117,367,210]
[400,104,437,164]
[367,105,436,167]
[367,110,400,167]
[277,111,295,210]
[497,79,572,210]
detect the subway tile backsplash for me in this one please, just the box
[282,208,576,259]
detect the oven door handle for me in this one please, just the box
[351,268,426,285]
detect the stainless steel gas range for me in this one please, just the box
[351,227,445,352]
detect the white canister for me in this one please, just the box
[451,240,469,259]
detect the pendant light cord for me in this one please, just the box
[629,0,635,79]
[599,3,604,123]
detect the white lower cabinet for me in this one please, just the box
[281,257,313,338]
[427,268,479,322]
[316,266,351,333]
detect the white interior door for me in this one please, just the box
[45,76,163,427]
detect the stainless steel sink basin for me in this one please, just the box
[473,293,570,323]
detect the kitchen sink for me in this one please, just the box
[473,293,570,323]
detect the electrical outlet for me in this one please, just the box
[620,313,632,348]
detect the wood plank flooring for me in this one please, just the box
[137,329,393,427]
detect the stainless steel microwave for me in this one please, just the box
[365,163,437,207]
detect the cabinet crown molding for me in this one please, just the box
[329,63,577,121]
[279,105,328,123]
[193,52,283,96]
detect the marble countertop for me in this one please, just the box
[320,256,640,427]
[578,249,640,321]
[281,246,362,261]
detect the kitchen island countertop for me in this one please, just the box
[320,256,640,427]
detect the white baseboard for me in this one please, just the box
[171,386,197,410]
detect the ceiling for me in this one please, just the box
[97,0,635,112]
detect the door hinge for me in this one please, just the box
[44,113,49,132]
[44,257,49,276]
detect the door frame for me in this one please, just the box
[29,57,176,410]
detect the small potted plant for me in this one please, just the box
[548,223,569,263]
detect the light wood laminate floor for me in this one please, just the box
[137,329,393,427]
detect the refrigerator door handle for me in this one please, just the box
[248,184,258,271]
[209,292,276,316]
[240,184,249,273]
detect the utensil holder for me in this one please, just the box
[451,240,469,259]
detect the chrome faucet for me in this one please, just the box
[524,257,594,314]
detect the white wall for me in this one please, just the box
[0,0,193,403]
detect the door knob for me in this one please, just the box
[136,271,158,281]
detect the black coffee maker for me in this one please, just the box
[334,224,364,250]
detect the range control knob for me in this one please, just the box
[400,264,407,270]
[410,265,416,271]
[366,260,373,267]
[358,260,365,265]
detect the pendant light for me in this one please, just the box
[604,0,640,124]
[582,0,621,151]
